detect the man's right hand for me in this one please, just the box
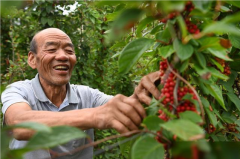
[92,94,146,134]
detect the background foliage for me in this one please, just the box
[1,0,240,159]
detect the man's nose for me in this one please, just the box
[55,49,69,61]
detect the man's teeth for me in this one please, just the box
[54,66,68,70]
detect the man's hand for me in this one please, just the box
[92,94,146,134]
[132,71,161,105]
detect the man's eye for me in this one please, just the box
[48,49,56,53]
[66,50,74,54]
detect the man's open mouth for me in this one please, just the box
[54,65,69,71]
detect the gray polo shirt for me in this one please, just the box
[1,74,113,159]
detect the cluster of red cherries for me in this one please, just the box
[206,124,216,133]
[158,59,198,122]
[215,57,231,76]
[159,1,200,35]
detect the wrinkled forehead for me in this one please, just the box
[35,29,72,46]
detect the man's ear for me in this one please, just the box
[28,51,36,69]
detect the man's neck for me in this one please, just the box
[39,79,67,107]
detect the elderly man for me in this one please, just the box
[1,28,160,159]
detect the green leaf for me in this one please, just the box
[12,122,51,133]
[229,34,240,49]
[156,27,171,44]
[136,17,155,37]
[219,71,237,92]
[158,45,174,58]
[192,1,212,13]
[40,17,48,25]
[0,129,10,159]
[207,48,232,61]
[209,58,224,72]
[198,37,224,51]
[202,22,240,36]
[161,119,204,141]
[176,16,187,38]
[205,84,226,110]
[26,126,87,149]
[179,60,189,73]
[226,1,240,8]
[208,67,229,80]
[119,38,154,74]
[150,24,164,35]
[47,19,54,26]
[142,116,164,131]
[173,39,194,61]
[113,8,143,30]
[146,97,160,116]
[179,111,203,124]
[222,112,237,123]
[201,97,218,127]
[227,92,240,111]
[220,6,231,12]
[131,135,164,159]
[195,52,206,68]
[106,12,119,22]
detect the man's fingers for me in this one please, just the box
[141,75,161,100]
[124,97,146,119]
[111,120,129,134]
[115,112,139,131]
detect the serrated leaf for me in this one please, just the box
[179,111,203,124]
[143,116,164,131]
[136,17,155,37]
[158,45,174,58]
[227,92,240,111]
[173,39,194,61]
[161,119,204,141]
[26,126,86,149]
[119,38,154,74]
[205,84,226,110]
[131,135,164,159]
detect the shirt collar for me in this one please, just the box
[31,74,78,104]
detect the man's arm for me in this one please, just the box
[5,94,145,140]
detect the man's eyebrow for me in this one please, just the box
[64,43,74,49]
[44,41,60,48]
[44,41,74,49]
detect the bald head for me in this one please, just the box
[30,28,70,54]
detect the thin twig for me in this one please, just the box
[166,61,205,125]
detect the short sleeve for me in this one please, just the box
[1,82,30,114]
[90,88,113,107]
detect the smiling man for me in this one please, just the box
[1,28,160,159]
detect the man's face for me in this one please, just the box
[33,29,76,86]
